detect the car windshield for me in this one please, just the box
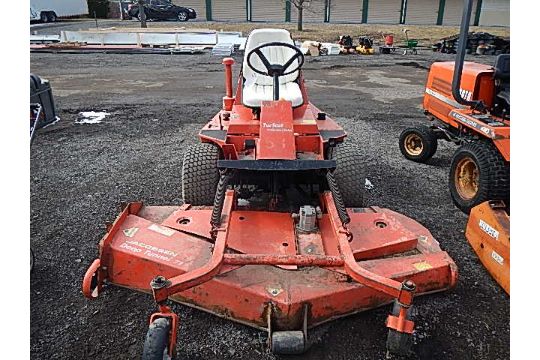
[150,0,171,5]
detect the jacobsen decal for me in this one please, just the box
[450,111,480,129]
[479,219,500,240]
[449,111,495,138]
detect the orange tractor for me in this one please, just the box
[399,0,509,294]
[398,0,509,215]
[83,29,457,359]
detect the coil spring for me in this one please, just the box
[211,170,232,232]
[326,170,350,225]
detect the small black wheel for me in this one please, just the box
[271,331,305,355]
[386,300,414,356]
[449,141,509,214]
[399,125,438,163]
[329,141,365,208]
[137,11,146,21]
[181,143,222,206]
[40,12,49,23]
[142,318,172,360]
[47,12,57,22]
[177,11,188,21]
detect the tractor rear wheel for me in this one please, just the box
[399,125,437,163]
[449,141,509,214]
[142,318,172,360]
[330,142,365,207]
[181,143,221,206]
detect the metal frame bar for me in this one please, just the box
[151,190,412,306]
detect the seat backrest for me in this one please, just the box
[243,29,299,86]
[493,54,510,81]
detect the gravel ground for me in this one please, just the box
[30,24,509,360]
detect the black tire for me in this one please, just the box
[181,143,221,206]
[142,318,171,360]
[330,142,365,207]
[40,12,49,23]
[386,300,414,356]
[399,125,438,163]
[449,141,509,214]
[177,11,188,21]
[47,12,57,22]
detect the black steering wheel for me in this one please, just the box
[246,42,305,101]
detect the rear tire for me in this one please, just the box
[330,142,365,207]
[399,125,438,163]
[181,143,222,206]
[142,318,172,360]
[449,141,509,214]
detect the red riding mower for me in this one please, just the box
[83,29,457,359]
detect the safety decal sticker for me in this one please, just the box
[479,219,499,240]
[148,224,175,237]
[123,227,139,238]
[491,251,504,265]
[413,261,433,271]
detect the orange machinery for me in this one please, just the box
[398,0,509,215]
[466,200,509,294]
[83,29,457,359]
[399,0,509,293]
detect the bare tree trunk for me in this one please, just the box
[138,0,147,28]
[297,7,303,31]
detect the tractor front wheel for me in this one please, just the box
[399,125,437,163]
[181,143,222,206]
[330,141,365,208]
[142,318,172,360]
[449,141,509,214]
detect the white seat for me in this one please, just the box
[242,29,303,108]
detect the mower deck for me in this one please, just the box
[85,191,457,332]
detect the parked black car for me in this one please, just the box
[127,0,196,22]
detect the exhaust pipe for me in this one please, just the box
[451,0,485,111]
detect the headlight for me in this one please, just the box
[188,8,194,12]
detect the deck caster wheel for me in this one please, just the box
[386,300,414,356]
[143,318,173,360]
[271,330,305,355]
[386,329,413,356]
